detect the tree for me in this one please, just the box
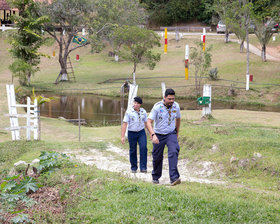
[252,0,280,61]
[8,0,49,86]
[39,0,95,83]
[95,0,147,61]
[112,25,161,82]
[190,42,212,96]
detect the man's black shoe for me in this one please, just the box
[171,178,181,186]
[140,170,147,173]
[152,179,159,184]
[131,170,137,173]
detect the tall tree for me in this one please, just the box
[95,0,147,60]
[252,0,280,61]
[112,25,160,83]
[8,0,49,86]
[39,0,95,83]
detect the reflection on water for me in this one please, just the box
[38,94,280,126]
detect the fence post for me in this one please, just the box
[33,98,38,140]
[202,84,212,116]
[78,105,81,142]
[6,84,20,140]
[26,97,31,140]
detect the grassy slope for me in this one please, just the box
[6,32,278,105]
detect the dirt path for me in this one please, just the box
[64,144,225,186]
[231,39,280,61]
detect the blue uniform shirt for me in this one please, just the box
[123,108,147,132]
[148,101,181,135]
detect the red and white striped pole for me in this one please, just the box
[202,28,206,52]
[185,45,189,80]
[164,28,167,54]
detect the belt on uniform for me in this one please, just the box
[156,129,176,136]
[155,133,168,136]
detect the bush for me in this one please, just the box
[208,67,219,80]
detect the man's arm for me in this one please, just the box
[121,122,128,144]
[176,118,181,138]
[146,119,159,144]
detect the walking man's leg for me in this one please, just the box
[166,132,180,183]
[138,129,147,172]
[152,135,167,181]
[128,131,138,171]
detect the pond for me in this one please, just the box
[38,94,280,126]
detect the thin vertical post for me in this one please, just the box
[120,85,124,126]
[185,45,189,80]
[78,105,81,142]
[6,84,20,140]
[33,98,38,140]
[161,82,166,99]
[26,97,31,140]
[202,84,212,116]
[164,28,167,54]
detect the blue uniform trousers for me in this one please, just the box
[128,129,148,171]
[152,130,180,182]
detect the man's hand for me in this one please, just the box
[121,137,125,144]
[152,135,159,144]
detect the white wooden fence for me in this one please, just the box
[6,84,39,141]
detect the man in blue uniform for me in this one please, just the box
[121,96,148,173]
[146,89,181,185]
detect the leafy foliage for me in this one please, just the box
[11,214,32,224]
[0,175,38,222]
[9,0,49,86]
[112,25,161,75]
[38,151,71,174]
[141,0,214,25]
[190,42,212,96]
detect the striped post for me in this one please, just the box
[185,45,189,80]
[202,28,206,52]
[164,28,167,54]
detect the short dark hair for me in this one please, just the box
[165,88,175,97]
[134,96,143,104]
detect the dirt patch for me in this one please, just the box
[63,144,225,186]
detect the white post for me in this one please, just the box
[114,54,119,62]
[26,97,31,140]
[82,28,85,36]
[125,84,138,137]
[175,29,179,41]
[179,33,183,39]
[133,72,136,85]
[2,24,5,32]
[161,32,164,38]
[246,74,250,91]
[161,82,166,98]
[33,98,38,140]
[202,84,212,116]
[6,84,20,140]
[272,36,276,41]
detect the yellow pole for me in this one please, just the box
[164,28,167,54]
[185,45,189,80]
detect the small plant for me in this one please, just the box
[0,174,40,222]
[208,67,219,80]
[38,151,72,174]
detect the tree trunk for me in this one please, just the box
[59,54,68,81]
[224,30,229,43]
[27,71,31,85]
[195,70,199,97]
[240,40,244,53]
[262,45,266,62]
